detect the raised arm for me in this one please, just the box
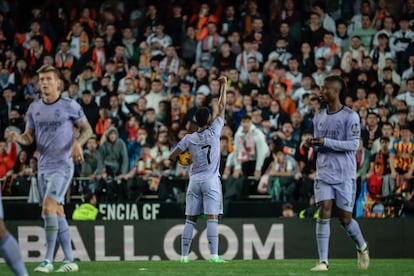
[216,76,228,119]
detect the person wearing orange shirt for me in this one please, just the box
[273,82,296,116]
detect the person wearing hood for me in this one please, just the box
[96,127,129,202]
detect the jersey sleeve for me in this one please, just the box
[26,103,35,130]
[69,99,86,124]
[211,116,224,136]
[177,135,189,152]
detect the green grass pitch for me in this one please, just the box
[1,259,414,275]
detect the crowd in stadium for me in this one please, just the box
[0,0,413,207]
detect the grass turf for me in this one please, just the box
[1,259,413,275]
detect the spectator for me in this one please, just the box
[273,82,296,116]
[371,121,395,155]
[220,5,239,37]
[390,16,414,73]
[396,77,414,112]
[54,40,75,70]
[159,45,181,79]
[312,1,336,34]
[121,26,139,63]
[281,202,296,218]
[0,139,16,179]
[240,0,265,39]
[297,42,316,75]
[213,40,236,72]
[66,21,90,60]
[146,22,172,58]
[79,90,99,130]
[181,26,197,67]
[15,19,52,55]
[295,131,317,201]
[372,15,395,48]
[236,38,263,84]
[335,20,350,53]
[72,190,103,220]
[366,136,392,197]
[266,142,298,202]
[301,12,328,50]
[341,35,368,73]
[76,36,107,78]
[315,32,341,72]
[165,3,186,50]
[233,115,269,197]
[80,135,100,193]
[270,0,302,41]
[96,127,129,202]
[268,37,292,66]
[77,66,97,95]
[389,125,414,195]
[195,22,224,70]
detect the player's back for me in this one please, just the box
[180,117,224,181]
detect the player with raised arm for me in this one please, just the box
[306,75,369,271]
[169,76,227,264]
[9,65,93,273]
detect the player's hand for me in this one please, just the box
[8,131,21,143]
[217,76,227,85]
[305,137,324,147]
[71,140,84,164]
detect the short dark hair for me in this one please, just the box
[195,107,210,127]
[324,75,347,103]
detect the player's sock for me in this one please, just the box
[43,214,58,262]
[0,232,28,276]
[207,219,219,256]
[58,216,74,262]
[316,218,330,263]
[342,219,366,250]
[181,220,196,257]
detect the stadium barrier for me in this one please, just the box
[3,218,414,262]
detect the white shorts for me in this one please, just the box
[314,179,356,213]
[185,176,223,216]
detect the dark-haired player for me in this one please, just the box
[169,77,227,263]
[306,75,369,271]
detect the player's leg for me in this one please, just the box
[54,171,79,272]
[181,180,201,263]
[311,180,334,271]
[335,179,369,270]
[0,192,28,276]
[204,177,226,263]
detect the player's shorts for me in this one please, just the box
[314,178,356,213]
[38,167,74,205]
[185,176,223,216]
[0,190,3,220]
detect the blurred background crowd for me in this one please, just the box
[0,0,413,214]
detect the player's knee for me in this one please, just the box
[186,215,198,222]
[338,216,352,226]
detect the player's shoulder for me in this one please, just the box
[341,105,356,115]
[59,96,78,105]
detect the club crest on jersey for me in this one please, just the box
[351,123,360,136]
[55,109,61,119]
